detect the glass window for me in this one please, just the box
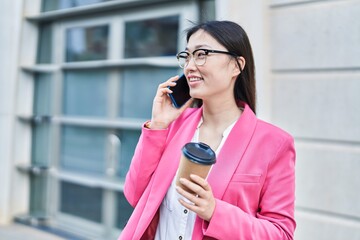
[37,24,52,64]
[33,73,52,116]
[124,15,179,58]
[32,73,52,165]
[30,123,51,217]
[60,181,103,223]
[119,67,179,119]
[60,126,107,175]
[30,74,53,219]
[63,70,108,117]
[42,0,113,12]
[32,123,51,166]
[30,175,49,217]
[116,192,133,229]
[199,0,216,22]
[66,25,109,62]
[116,129,141,179]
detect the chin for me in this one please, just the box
[189,90,201,99]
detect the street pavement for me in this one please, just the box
[0,223,67,240]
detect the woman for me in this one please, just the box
[119,21,296,240]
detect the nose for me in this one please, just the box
[185,55,197,71]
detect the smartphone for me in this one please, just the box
[168,74,191,108]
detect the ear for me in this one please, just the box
[232,56,246,77]
[238,56,245,71]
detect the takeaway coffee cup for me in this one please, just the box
[176,142,216,194]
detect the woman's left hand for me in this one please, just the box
[176,174,216,222]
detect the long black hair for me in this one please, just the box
[185,21,256,114]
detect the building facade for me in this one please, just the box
[0,0,359,239]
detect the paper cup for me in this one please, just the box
[176,142,216,194]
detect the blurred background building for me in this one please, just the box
[0,0,359,239]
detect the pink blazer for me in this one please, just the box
[119,103,296,240]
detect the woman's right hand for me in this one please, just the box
[149,75,192,129]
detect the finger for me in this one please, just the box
[179,177,204,196]
[158,75,179,89]
[178,197,199,213]
[154,89,170,100]
[158,83,176,93]
[176,185,201,205]
[176,186,202,210]
[190,174,211,191]
[160,87,173,95]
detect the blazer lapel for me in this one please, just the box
[207,104,258,200]
[151,108,203,197]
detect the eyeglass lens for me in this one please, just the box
[177,50,207,68]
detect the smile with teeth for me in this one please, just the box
[189,77,203,82]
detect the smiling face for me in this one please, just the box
[184,30,241,105]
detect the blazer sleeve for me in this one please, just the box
[123,122,169,207]
[202,135,296,240]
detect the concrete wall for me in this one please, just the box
[217,0,360,239]
[270,0,360,239]
[216,0,272,121]
[0,0,25,225]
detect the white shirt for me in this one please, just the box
[155,118,236,240]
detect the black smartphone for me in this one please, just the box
[168,74,191,108]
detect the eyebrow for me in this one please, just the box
[185,44,212,51]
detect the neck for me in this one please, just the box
[201,98,242,129]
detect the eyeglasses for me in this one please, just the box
[176,48,238,68]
